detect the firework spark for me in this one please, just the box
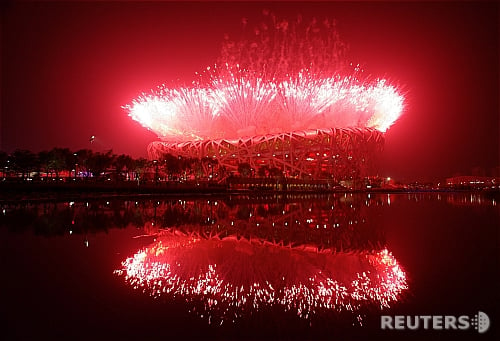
[114,230,408,324]
[125,69,403,141]
[124,13,404,141]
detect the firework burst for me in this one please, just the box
[124,12,404,141]
[125,68,404,141]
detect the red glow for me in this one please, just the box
[125,69,404,142]
[115,231,408,324]
[124,12,404,143]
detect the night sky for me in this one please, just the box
[1,1,498,181]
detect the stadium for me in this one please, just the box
[125,13,404,181]
[148,127,384,179]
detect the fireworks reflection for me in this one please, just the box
[115,227,407,325]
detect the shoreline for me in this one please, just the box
[0,181,498,203]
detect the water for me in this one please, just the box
[1,193,498,340]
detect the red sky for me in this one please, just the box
[1,1,498,181]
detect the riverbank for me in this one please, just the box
[1,180,498,203]
[0,180,226,202]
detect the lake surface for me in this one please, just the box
[1,192,498,340]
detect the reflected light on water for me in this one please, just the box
[114,231,407,324]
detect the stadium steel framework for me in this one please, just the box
[148,127,384,180]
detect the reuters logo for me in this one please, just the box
[381,311,490,334]
[471,311,490,334]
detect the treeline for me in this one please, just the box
[0,148,148,180]
[0,148,290,182]
[0,148,229,182]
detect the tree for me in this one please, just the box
[218,165,228,181]
[202,157,219,180]
[75,149,93,178]
[132,157,148,183]
[163,153,182,180]
[257,165,270,178]
[114,154,134,181]
[87,150,114,179]
[11,149,37,179]
[47,148,73,178]
[268,167,283,178]
[0,151,9,178]
[179,157,199,180]
[189,158,204,180]
[37,151,51,178]
[238,162,252,177]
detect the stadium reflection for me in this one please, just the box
[114,194,408,324]
[2,192,498,339]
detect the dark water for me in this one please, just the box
[1,193,498,340]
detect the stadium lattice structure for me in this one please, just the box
[148,127,384,179]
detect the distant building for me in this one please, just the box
[445,176,499,189]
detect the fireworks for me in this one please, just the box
[114,230,408,324]
[219,10,348,79]
[124,12,404,142]
[125,69,404,141]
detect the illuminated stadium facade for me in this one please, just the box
[148,127,384,179]
[126,12,404,181]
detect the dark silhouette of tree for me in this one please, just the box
[238,162,252,177]
[37,151,51,178]
[189,158,204,180]
[0,151,8,178]
[268,167,283,178]
[11,149,37,179]
[0,147,299,183]
[201,157,219,180]
[177,157,198,180]
[218,165,228,181]
[75,149,93,177]
[47,147,73,178]
[87,150,114,179]
[257,165,270,178]
[133,157,148,182]
[163,153,182,180]
[114,154,134,181]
